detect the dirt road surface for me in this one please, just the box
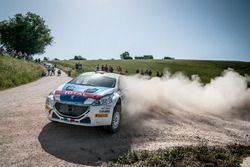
[0,71,250,166]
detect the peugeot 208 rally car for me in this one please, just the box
[45,71,122,133]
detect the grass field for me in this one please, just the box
[109,144,250,167]
[51,59,250,83]
[0,55,45,90]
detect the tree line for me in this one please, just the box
[120,51,174,60]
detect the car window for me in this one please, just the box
[69,74,116,88]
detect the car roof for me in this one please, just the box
[79,71,121,80]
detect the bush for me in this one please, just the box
[109,144,250,167]
[163,56,175,60]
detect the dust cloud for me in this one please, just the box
[120,69,250,121]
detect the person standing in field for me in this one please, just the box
[104,64,108,72]
[148,69,152,77]
[57,69,61,76]
[156,71,160,77]
[47,66,51,76]
[51,66,55,76]
[96,64,100,71]
[140,69,144,75]
[17,51,22,59]
[67,67,72,76]
[159,72,163,77]
[0,46,4,55]
[125,69,128,75]
[110,66,114,73]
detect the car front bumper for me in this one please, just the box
[46,102,113,127]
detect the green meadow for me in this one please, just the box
[51,59,250,83]
[0,55,45,89]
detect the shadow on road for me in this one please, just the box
[38,122,133,165]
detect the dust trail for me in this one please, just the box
[120,69,250,121]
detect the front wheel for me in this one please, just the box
[105,105,121,133]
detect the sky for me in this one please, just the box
[0,0,249,61]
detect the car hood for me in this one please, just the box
[53,83,115,104]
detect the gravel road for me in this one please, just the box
[0,71,250,166]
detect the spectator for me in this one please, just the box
[96,64,100,71]
[11,50,16,57]
[104,64,108,72]
[23,52,27,59]
[108,65,111,72]
[51,66,55,76]
[117,66,122,73]
[67,67,72,76]
[57,69,61,76]
[0,46,4,55]
[17,51,22,59]
[110,66,114,73]
[101,64,104,71]
[136,69,140,74]
[125,69,128,75]
[156,71,160,77]
[47,66,51,76]
[148,69,152,77]
[140,69,144,75]
[41,71,47,77]
[75,63,83,70]
[159,72,163,77]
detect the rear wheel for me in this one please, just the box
[105,105,121,133]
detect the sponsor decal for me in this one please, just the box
[99,110,110,113]
[55,90,102,100]
[100,105,111,113]
[95,114,108,118]
[101,104,112,109]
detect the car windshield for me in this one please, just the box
[69,74,116,88]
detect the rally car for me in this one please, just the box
[45,71,122,133]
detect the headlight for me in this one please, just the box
[47,91,54,100]
[46,91,55,110]
[92,95,113,106]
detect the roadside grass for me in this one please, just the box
[50,59,250,83]
[0,55,45,90]
[109,144,250,167]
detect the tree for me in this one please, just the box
[134,55,154,59]
[73,55,86,60]
[0,12,53,56]
[163,56,175,60]
[43,57,49,61]
[120,51,133,60]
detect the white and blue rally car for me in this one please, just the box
[45,71,122,133]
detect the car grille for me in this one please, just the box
[55,102,89,117]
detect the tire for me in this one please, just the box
[105,105,121,133]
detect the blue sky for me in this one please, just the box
[0,0,249,61]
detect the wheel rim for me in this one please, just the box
[112,112,120,129]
